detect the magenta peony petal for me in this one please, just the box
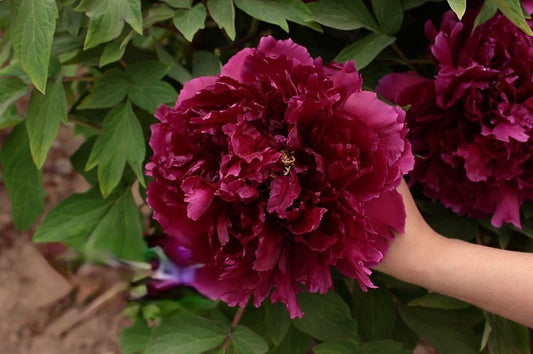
[376,72,434,106]
[491,186,521,228]
[182,176,215,221]
[267,173,302,217]
[177,76,217,105]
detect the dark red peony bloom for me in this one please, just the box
[146,36,413,317]
[377,7,533,228]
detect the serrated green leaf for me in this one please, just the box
[228,326,268,354]
[307,0,379,31]
[76,0,143,49]
[207,0,236,40]
[86,102,145,197]
[163,0,192,8]
[192,51,222,77]
[173,3,207,42]
[492,0,533,35]
[372,0,403,35]
[26,79,67,169]
[293,292,359,342]
[408,293,470,310]
[10,0,58,93]
[335,33,395,70]
[265,302,290,346]
[78,69,129,109]
[484,313,530,354]
[0,123,45,230]
[0,104,23,129]
[447,0,466,20]
[313,339,358,354]
[233,0,289,32]
[0,77,28,117]
[352,287,396,341]
[33,186,146,260]
[155,42,192,85]
[143,309,229,354]
[355,340,411,354]
[398,306,480,354]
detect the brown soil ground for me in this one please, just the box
[0,125,126,354]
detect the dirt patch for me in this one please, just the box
[0,125,126,354]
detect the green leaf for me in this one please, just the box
[155,42,192,85]
[408,293,470,310]
[78,69,129,109]
[0,123,46,230]
[354,340,411,354]
[372,0,403,35]
[278,0,319,31]
[0,104,23,129]
[70,136,98,185]
[163,0,192,8]
[143,309,229,353]
[34,186,146,260]
[265,302,290,346]
[127,61,177,113]
[269,325,309,354]
[398,306,480,354]
[10,0,58,93]
[352,287,396,341]
[446,0,466,20]
[473,1,498,29]
[313,339,358,354]
[492,0,533,35]
[26,79,67,169]
[293,292,359,342]
[173,3,207,42]
[484,313,531,354]
[0,77,28,117]
[401,0,441,10]
[86,102,145,197]
[233,0,289,32]
[335,33,395,70]
[128,81,177,113]
[143,4,176,28]
[100,40,127,67]
[207,0,236,40]
[192,51,222,77]
[76,0,143,49]
[307,0,379,32]
[228,326,268,354]
[119,319,152,354]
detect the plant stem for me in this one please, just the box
[391,42,417,72]
[68,116,102,132]
[222,306,247,352]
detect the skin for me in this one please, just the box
[375,180,533,328]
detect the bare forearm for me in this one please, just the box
[376,181,533,328]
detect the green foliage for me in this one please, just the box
[1,0,531,353]
[0,123,45,230]
[10,0,58,93]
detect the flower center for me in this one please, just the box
[280,149,296,175]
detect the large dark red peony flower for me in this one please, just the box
[377,6,533,228]
[146,36,413,317]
